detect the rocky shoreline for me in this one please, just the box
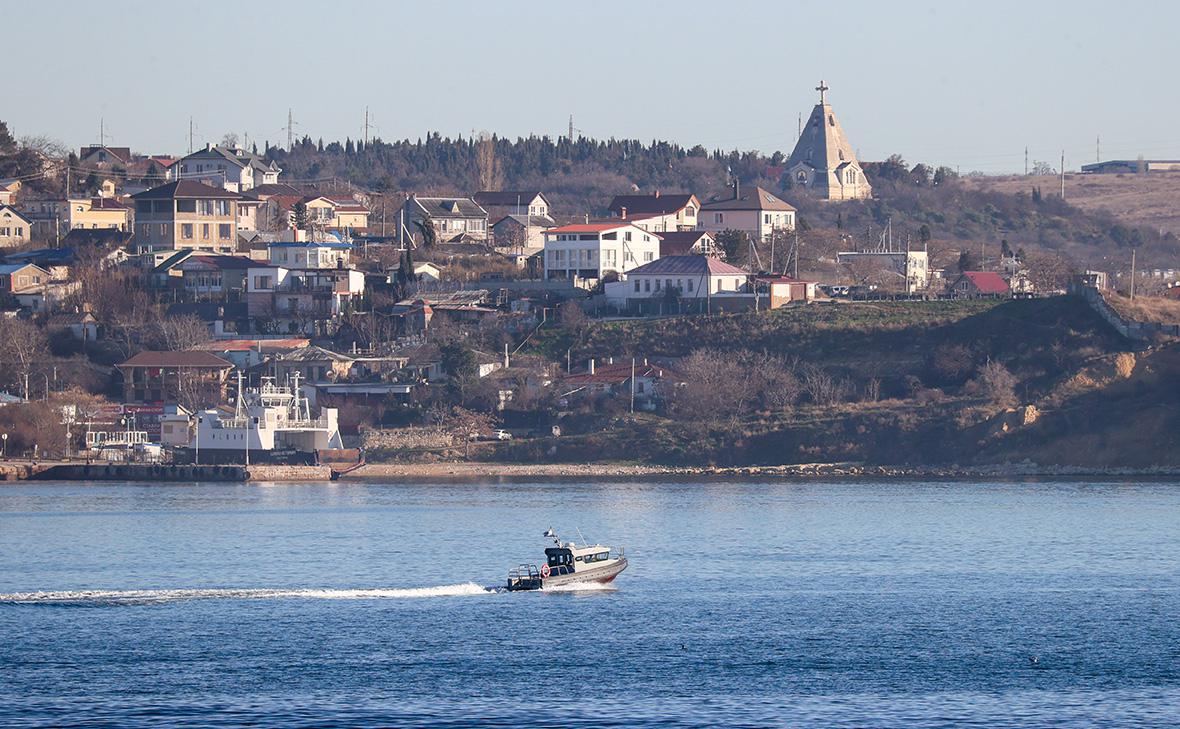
[347,461,1180,480]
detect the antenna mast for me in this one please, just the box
[287,108,295,151]
[363,107,370,146]
[568,114,574,141]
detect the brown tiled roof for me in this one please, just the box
[131,180,242,200]
[473,190,548,208]
[608,193,696,216]
[700,186,796,212]
[625,255,747,277]
[117,351,234,369]
[655,231,711,256]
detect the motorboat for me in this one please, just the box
[506,528,628,591]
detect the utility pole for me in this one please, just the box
[794,230,799,279]
[1096,135,1101,163]
[1130,247,1137,301]
[287,108,295,151]
[1060,150,1066,199]
[188,117,194,155]
[568,114,574,141]
[99,117,105,146]
[363,107,370,147]
[1024,146,1029,176]
[630,357,636,414]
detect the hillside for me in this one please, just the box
[507,296,1179,469]
[965,172,1180,238]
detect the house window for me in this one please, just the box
[624,231,632,242]
[202,224,210,239]
[714,213,723,224]
[687,279,694,292]
[216,200,231,216]
[654,279,661,291]
[219,224,232,239]
[644,279,651,292]
[198,200,214,215]
[643,252,653,262]
[634,279,640,292]
[182,224,193,239]
[764,213,771,224]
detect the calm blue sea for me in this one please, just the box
[1,479,1179,727]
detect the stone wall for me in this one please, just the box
[1068,284,1180,341]
[246,465,332,482]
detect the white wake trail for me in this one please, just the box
[541,581,618,593]
[0,582,497,605]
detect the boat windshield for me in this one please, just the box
[544,548,573,568]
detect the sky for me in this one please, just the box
[7,0,1177,174]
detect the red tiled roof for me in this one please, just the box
[117,351,234,369]
[193,338,310,352]
[958,271,1010,294]
[608,193,696,216]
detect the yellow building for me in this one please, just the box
[0,205,32,248]
[302,195,370,231]
[132,180,242,253]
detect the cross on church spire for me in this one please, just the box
[816,80,830,105]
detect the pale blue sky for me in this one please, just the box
[7,0,1175,173]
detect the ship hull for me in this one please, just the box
[541,557,628,589]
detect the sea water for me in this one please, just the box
[1,479,1178,727]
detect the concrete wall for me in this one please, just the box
[1070,283,1180,341]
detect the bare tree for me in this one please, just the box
[801,364,847,406]
[969,360,1018,408]
[0,317,47,400]
[154,313,211,351]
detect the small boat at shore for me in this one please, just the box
[506,529,628,591]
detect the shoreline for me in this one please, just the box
[346,461,1180,480]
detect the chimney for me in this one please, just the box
[621,206,627,220]
[607,356,614,365]
[588,358,595,375]
[643,357,648,366]
[205,142,212,151]
[733,180,740,200]
[654,189,660,199]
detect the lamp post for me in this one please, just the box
[2,433,7,460]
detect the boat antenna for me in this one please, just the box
[575,526,588,547]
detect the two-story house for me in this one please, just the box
[472,190,552,220]
[175,144,281,193]
[608,192,699,233]
[542,222,660,285]
[301,196,370,231]
[132,181,242,253]
[0,206,32,248]
[698,183,796,243]
[398,195,488,245]
[268,238,353,269]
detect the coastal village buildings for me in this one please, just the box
[948,270,1011,298]
[786,81,872,201]
[697,183,796,242]
[491,214,554,252]
[116,350,235,404]
[604,256,749,304]
[175,144,281,193]
[608,192,699,232]
[398,195,489,245]
[132,180,242,253]
[300,195,370,231]
[837,249,929,293]
[542,222,660,285]
[0,179,22,206]
[473,190,552,220]
[0,205,32,247]
[655,230,721,258]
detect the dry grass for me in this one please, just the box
[964,172,1180,234]
[1104,291,1180,325]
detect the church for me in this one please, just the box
[786,81,872,201]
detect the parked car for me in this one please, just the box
[491,429,513,441]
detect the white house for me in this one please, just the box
[608,192,699,232]
[542,222,660,285]
[267,239,353,269]
[604,255,749,304]
[176,144,281,193]
[698,183,796,242]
